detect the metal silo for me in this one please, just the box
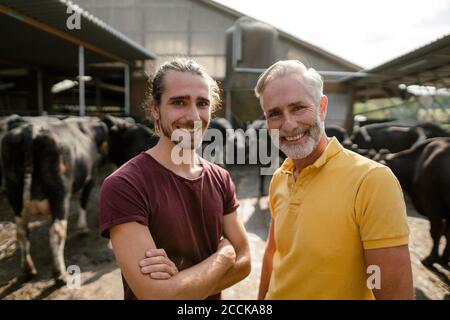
[225,17,279,127]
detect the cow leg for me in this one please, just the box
[49,194,70,284]
[259,174,265,197]
[421,218,444,267]
[7,172,37,279]
[49,218,68,285]
[439,220,449,266]
[15,215,37,279]
[77,179,94,234]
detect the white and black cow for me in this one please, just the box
[1,117,108,283]
[377,137,450,267]
[0,115,63,189]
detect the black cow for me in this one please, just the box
[350,122,449,153]
[1,118,108,283]
[245,120,286,196]
[102,115,159,167]
[350,123,426,152]
[101,114,135,130]
[202,117,244,166]
[245,120,274,163]
[325,125,349,143]
[378,138,450,267]
[134,117,155,131]
[417,122,449,138]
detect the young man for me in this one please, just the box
[255,60,414,300]
[99,59,251,300]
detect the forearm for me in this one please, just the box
[365,245,414,300]
[136,250,234,300]
[211,246,251,294]
[258,248,274,300]
[372,271,414,300]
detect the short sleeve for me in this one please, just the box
[222,172,239,215]
[99,174,149,238]
[355,166,410,250]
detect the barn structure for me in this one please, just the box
[0,0,156,117]
[68,0,363,127]
[347,33,450,129]
[1,0,448,131]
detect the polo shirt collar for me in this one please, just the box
[280,137,343,174]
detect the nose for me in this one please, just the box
[186,103,201,122]
[281,113,297,133]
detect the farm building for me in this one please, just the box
[64,0,363,127]
[0,0,156,117]
[1,0,448,129]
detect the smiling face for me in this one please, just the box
[151,70,211,149]
[261,73,327,159]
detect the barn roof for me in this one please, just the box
[0,0,157,70]
[348,33,450,101]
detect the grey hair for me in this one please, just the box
[254,60,323,105]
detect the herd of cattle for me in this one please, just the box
[0,114,448,284]
[0,114,158,284]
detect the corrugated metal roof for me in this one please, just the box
[369,33,450,73]
[348,33,450,101]
[0,0,156,68]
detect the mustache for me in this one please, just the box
[277,126,309,138]
[174,121,205,130]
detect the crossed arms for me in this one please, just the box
[110,211,251,300]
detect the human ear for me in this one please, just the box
[319,95,328,121]
[149,100,160,121]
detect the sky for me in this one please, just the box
[213,0,450,69]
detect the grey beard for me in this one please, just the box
[277,115,324,160]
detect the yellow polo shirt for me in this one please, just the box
[267,137,409,300]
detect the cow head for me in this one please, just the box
[90,121,109,158]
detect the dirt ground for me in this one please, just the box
[0,164,449,300]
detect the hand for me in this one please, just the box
[139,248,178,280]
[216,238,236,266]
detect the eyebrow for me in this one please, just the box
[168,95,190,101]
[266,106,281,114]
[197,97,210,103]
[168,95,210,103]
[267,100,309,113]
[288,100,309,107]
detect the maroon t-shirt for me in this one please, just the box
[99,152,239,300]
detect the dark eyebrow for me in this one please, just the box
[197,97,210,103]
[168,95,190,101]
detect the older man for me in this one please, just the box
[256,60,413,300]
